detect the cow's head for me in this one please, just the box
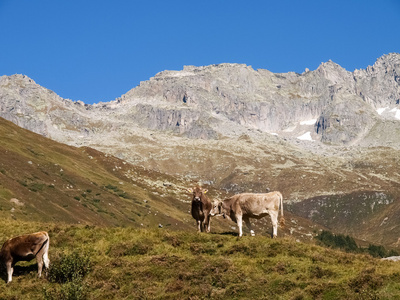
[210,201,225,218]
[188,186,207,202]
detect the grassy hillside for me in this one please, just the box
[1,219,400,299]
[0,116,200,229]
[290,190,400,247]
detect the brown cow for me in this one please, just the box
[210,191,284,237]
[0,231,50,283]
[189,186,212,233]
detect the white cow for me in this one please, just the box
[211,191,284,237]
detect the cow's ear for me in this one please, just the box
[203,189,208,194]
[187,188,193,193]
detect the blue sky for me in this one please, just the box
[1,0,399,104]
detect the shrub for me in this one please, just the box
[105,184,118,190]
[118,192,131,199]
[48,251,91,283]
[17,180,28,187]
[316,230,358,252]
[367,244,388,258]
[44,251,91,300]
[28,183,45,192]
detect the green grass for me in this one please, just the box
[1,219,400,299]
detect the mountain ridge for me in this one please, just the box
[2,53,400,145]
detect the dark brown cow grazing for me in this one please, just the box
[0,231,50,283]
[211,191,284,238]
[189,186,212,233]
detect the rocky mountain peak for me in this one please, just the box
[315,60,352,86]
[1,54,400,155]
[1,74,37,85]
[375,52,400,65]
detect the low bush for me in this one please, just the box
[47,251,91,283]
[43,251,91,300]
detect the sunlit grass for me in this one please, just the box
[1,218,400,299]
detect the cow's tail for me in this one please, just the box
[278,192,285,227]
[34,232,49,257]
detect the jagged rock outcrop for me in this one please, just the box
[1,53,400,149]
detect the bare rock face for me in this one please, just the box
[114,55,399,146]
[1,53,400,149]
[0,74,93,141]
[354,54,400,108]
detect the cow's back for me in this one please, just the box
[201,194,212,212]
[234,192,281,216]
[2,231,49,260]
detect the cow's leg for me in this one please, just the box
[244,217,255,236]
[197,220,202,232]
[6,261,13,283]
[43,245,50,270]
[37,255,44,278]
[41,238,50,269]
[270,211,279,238]
[204,215,211,233]
[236,215,243,237]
